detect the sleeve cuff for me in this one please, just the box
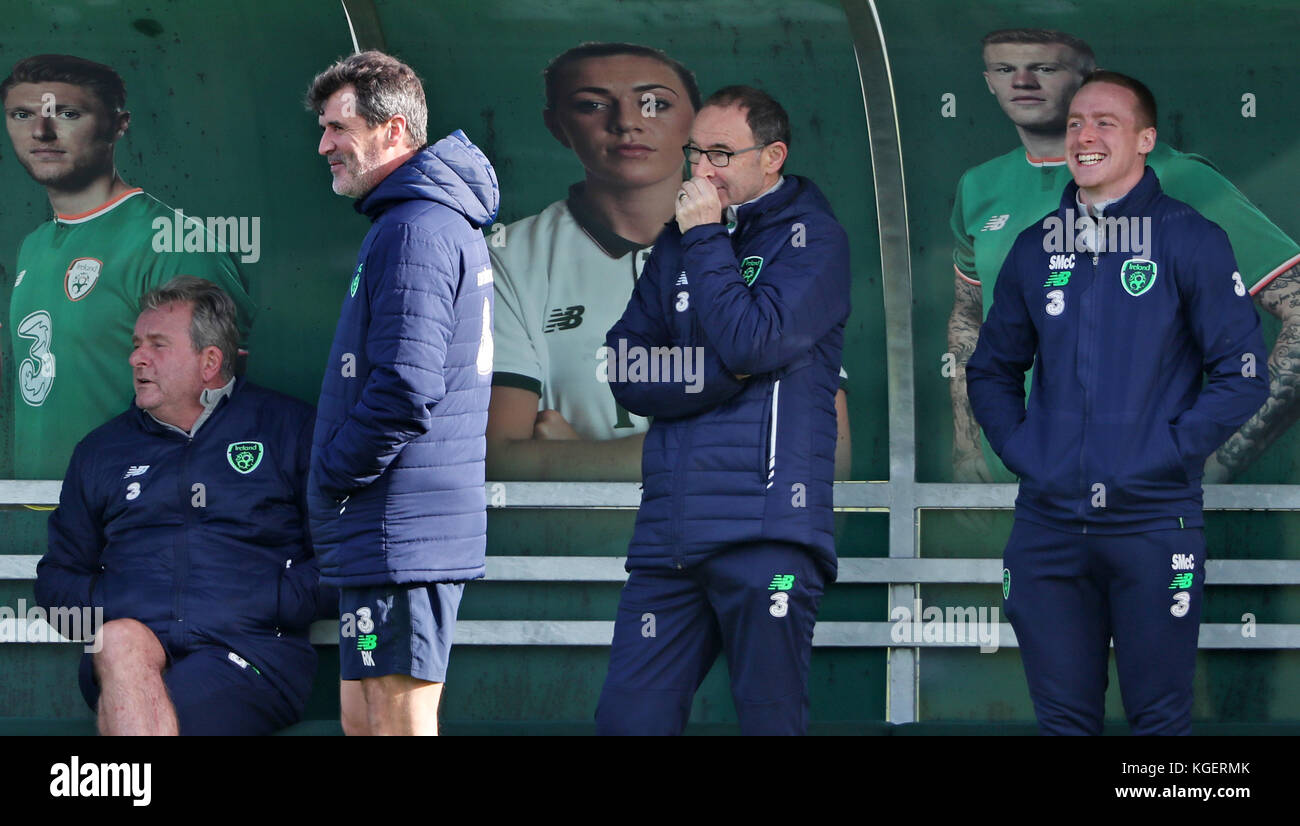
[955,265,981,286]
[492,372,543,396]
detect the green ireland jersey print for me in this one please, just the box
[952,143,1300,481]
[9,189,255,479]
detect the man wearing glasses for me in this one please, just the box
[598,86,850,735]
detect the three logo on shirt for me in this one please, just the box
[1043,256,1159,316]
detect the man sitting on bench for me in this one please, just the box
[36,277,319,735]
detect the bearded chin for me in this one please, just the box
[346,153,388,200]
[22,152,111,194]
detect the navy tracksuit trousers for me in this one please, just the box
[596,543,826,736]
[1002,519,1206,735]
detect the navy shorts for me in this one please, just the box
[79,642,299,736]
[596,543,826,736]
[1002,519,1206,735]
[338,583,464,683]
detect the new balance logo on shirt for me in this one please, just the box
[544,305,585,332]
[982,214,1010,232]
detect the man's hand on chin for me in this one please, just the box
[675,176,723,234]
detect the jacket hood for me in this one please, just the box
[357,129,499,228]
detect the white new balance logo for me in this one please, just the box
[123,465,150,478]
[982,214,1010,232]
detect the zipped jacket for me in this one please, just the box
[36,380,318,711]
[606,176,850,576]
[968,168,1268,531]
[309,132,499,586]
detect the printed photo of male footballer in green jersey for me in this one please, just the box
[2,54,256,481]
[946,29,1300,484]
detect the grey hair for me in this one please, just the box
[139,276,240,380]
[305,50,428,149]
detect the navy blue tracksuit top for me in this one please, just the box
[606,176,850,577]
[967,167,1269,531]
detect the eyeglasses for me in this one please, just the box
[682,143,768,167]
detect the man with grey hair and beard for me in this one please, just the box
[304,50,498,735]
[37,276,319,735]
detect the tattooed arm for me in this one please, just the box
[1205,264,1300,481]
[948,269,991,482]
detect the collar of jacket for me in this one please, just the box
[133,376,243,438]
[1060,165,1162,219]
[354,130,500,227]
[732,174,805,231]
[660,175,819,239]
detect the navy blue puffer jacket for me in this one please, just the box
[309,132,499,586]
[606,176,850,578]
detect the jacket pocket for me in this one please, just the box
[1158,422,1191,485]
[999,419,1031,479]
[273,563,285,630]
[1112,419,1188,496]
[90,572,107,617]
[757,379,781,487]
[1167,422,1201,483]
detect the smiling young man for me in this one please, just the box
[946,31,1300,485]
[2,54,254,482]
[966,73,1269,735]
[598,86,850,735]
[304,50,498,736]
[36,277,318,735]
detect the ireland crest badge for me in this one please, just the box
[227,441,264,475]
